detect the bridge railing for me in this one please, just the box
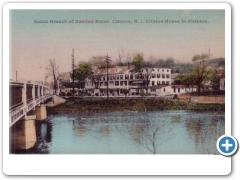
[9,81,53,127]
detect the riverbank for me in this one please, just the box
[47,97,225,113]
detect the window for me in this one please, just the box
[152,74,156,78]
[157,81,160,85]
[173,88,176,93]
[162,69,164,72]
[162,74,165,78]
[130,75,133,79]
[167,69,169,72]
[120,75,123,79]
[163,88,165,92]
[125,75,129,79]
[115,81,119,86]
[178,88,180,92]
[166,74,170,78]
[117,75,119,79]
[166,81,169,85]
[135,75,139,79]
[120,81,124,86]
[162,81,165,85]
[152,81,155,86]
[157,74,160,78]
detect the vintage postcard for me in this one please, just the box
[3,2,232,175]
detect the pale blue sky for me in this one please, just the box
[10,10,225,81]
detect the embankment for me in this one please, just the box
[47,97,225,113]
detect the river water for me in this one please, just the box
[15,110,225,154]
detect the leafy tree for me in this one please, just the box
[131,53,154,95]
[165,57,175,68]
[190,64,212,95]
[140,89,145,97]
[192,53,210,66]
[71,62,92,95]
[155,58,175,68]
[89,56,114,69]
[174,73,196,93]
[122,89,130,97]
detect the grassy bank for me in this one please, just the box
[47,97,225,113]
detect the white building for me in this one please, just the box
[85,66,171,96]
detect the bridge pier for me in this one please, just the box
[10,115,37,151]
[35,104,47,120]
[10,81,54,152]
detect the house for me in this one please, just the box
[85,66,172,96]
[219,78,225,90]
[171,85,197,94]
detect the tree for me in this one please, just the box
[45,59,60,93]
[89,56,114,69]
[190,64,212,95]
[192,53,209,66]
[155,58,175,68]
[71,62,92,95]
[131,53,154,95]
[174,73,196,92]
[139,120,173,154]
[165,57,175,68]
[122,89,129,97]
[58,72,71,82]
[208,70,220,91]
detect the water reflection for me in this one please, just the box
[73,118,87,138]
[185,114,225,154]
[34,120,53,154]
[12,110,225,154]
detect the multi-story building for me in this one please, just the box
[85,66,173,96]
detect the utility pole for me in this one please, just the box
[104,54,111,99]
[16,71,17,82]
[72,49,75,98]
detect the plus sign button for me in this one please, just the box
[217,135,238,156]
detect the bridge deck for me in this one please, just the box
[9,81,53,127]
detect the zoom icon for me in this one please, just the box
[217,135,238,156]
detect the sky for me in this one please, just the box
[9,9,225,81]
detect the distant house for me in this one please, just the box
[171,85,197,94]
[219,78,225,90]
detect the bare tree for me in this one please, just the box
[139,120,173,154]
[45,59,59,93]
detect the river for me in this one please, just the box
[13,110,225,154]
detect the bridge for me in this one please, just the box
[9,81,53,127]
[9,81,53,151]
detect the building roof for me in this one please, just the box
[96,66,131,75]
